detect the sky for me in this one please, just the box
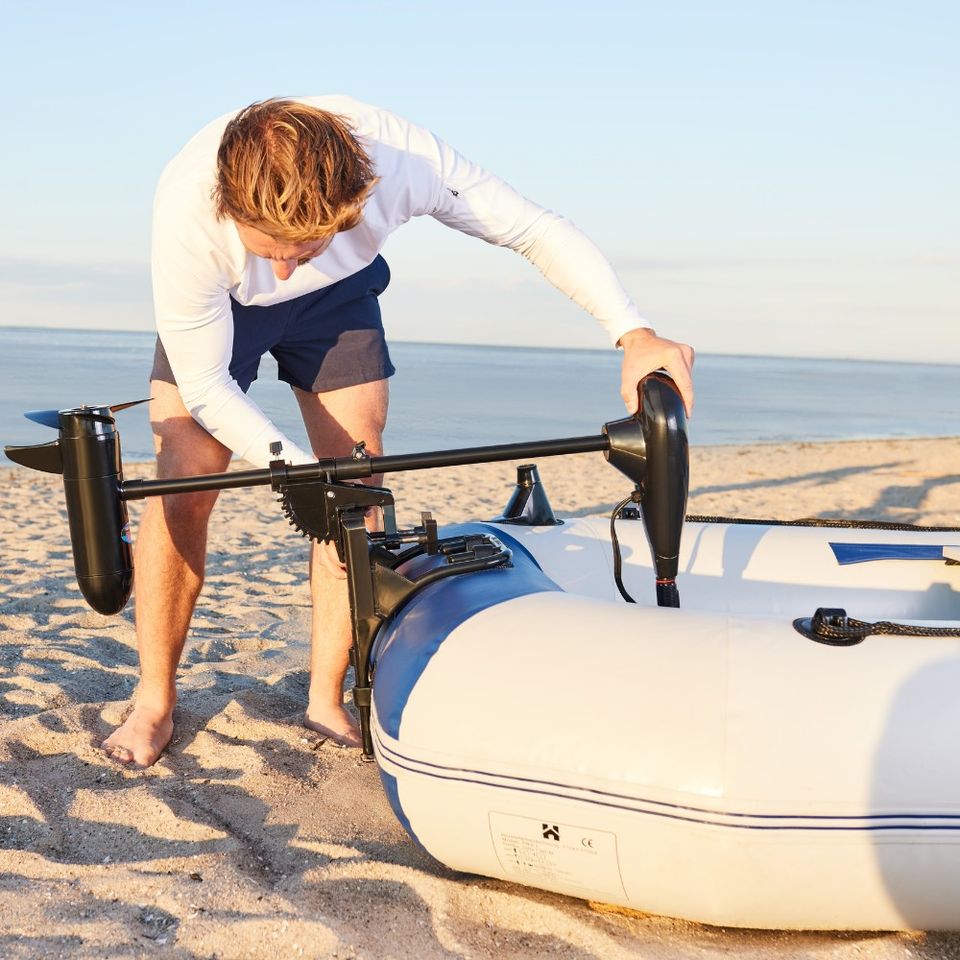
[1,1,957,362]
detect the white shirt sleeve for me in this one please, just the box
[151,195,315,468]
[424,137,649,346]
[150,100,648,468]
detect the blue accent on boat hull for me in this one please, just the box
[377,768,426,849]
[370,523,560,742]
[830,543,947,564]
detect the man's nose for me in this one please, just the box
[272,259,297,280]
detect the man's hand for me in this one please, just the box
[617,327,695,417]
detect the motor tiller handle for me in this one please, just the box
[6,383,687,615]
[604,373,689,606]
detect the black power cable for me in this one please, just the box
[610,490,643,605]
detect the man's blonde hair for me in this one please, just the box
[214,98,378,243]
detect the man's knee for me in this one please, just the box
[295,378,389,459]
[153,489,219,530]
[149,379,232,476]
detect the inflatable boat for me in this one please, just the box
[6,377,960,931]
[372,514,960,931]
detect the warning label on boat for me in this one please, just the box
[489,812,625,899]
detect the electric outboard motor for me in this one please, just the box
[603,373,689,606]
[5,403,141,615]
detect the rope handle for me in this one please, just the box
[794,607,960,646]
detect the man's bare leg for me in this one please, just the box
[102,381,231,766]
[293,379,388,746]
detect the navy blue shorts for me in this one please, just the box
[151,255,395,393]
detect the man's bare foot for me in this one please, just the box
[102,705,174,767]
[304,704,361,748]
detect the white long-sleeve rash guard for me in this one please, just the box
[152,95,648,467]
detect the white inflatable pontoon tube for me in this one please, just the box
[371,519,960,931]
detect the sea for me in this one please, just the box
[0,326,957,463]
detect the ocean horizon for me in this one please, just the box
[1,325,957,463]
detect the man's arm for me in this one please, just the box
[151,187,314,468]
[422,136,695,415]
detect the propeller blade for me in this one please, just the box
[24,409,62,429]
[22,398,151,430]
[109,398,152,414]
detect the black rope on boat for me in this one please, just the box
[795,607,960,646]
[687,515,960,533]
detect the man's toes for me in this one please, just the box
[103,742,134,763]
[303,715,362,748]
[131,747,158,767]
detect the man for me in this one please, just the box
[102,96,694,766]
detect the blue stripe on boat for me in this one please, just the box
[375,731,960,833]
[374,732,960,829]
[830,543,946,564]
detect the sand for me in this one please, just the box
[1,436,958,959]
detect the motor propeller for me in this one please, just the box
[23,398,151,430]
[24,409,62,429]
